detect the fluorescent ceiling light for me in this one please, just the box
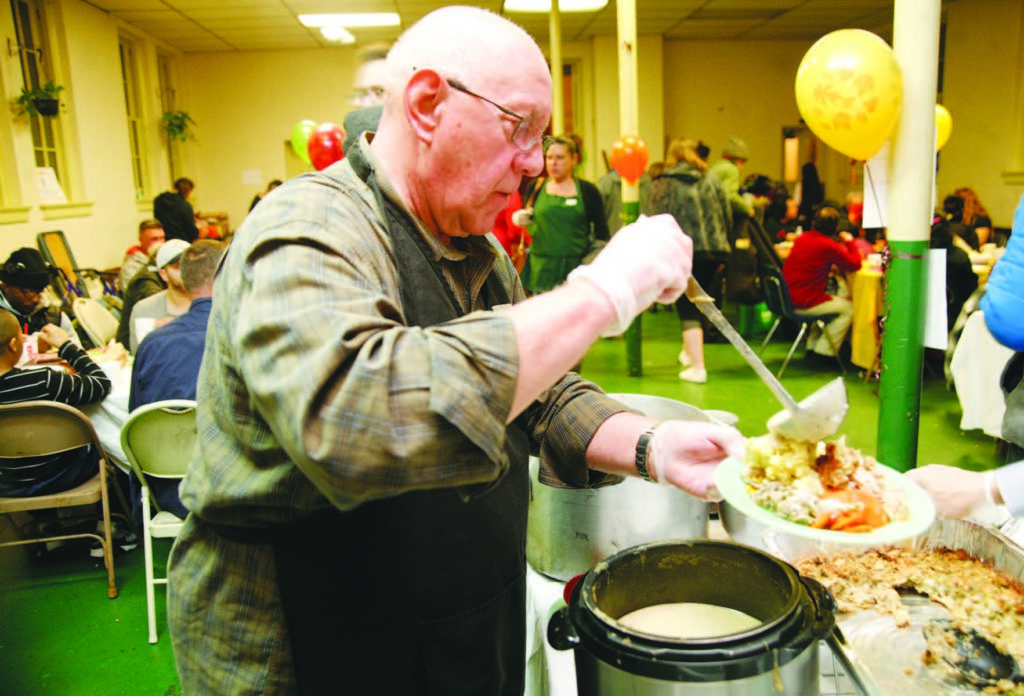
[504,0,608,12]
[320,26,356,44]
[299,13,400,28]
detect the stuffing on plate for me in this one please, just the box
[743,434,909,532]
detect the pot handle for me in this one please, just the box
[801,576,837,639]
[802,577,879,696]
[547,607,580,651]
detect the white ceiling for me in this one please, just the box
[77,0,947,53]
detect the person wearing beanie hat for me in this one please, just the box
[709,136,754,221]
[721,137,749,161]
[0,247,80,346]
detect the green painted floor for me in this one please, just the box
[0,307,1003,695]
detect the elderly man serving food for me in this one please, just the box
[167,7,744,694]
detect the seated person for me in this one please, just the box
[127,240,193,352]
[115,239,188,348]
[0,247,81,350]
[782,206,862,362]
[128,240,225,524]
[119,220,164,291]
[930,220,979,331]
[0,310,133,554]
[942,194,980,251]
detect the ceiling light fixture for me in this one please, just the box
[504,0,608,12]
[298,13,401,28]
[320,26,356,44]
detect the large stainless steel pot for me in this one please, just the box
[526,394,712,580]
[548,539,836,695]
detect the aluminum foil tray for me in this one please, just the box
[771,519,1024,695]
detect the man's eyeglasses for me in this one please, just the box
[445,78,548,152]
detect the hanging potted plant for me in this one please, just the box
[15,81,63,117]
[162,110,196,142]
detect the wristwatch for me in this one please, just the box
[635,425,659,482]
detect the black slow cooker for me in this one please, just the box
[547,539,837,695]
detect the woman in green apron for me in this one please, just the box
[523,136,608,293]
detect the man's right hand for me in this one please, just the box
[568,214,693,335]
[37,324,70,351]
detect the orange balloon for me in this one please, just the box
[610,135,649,184]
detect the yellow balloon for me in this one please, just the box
[795,29,903,161]
[935,104,953,151]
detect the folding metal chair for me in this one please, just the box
[0,401,127,598]
[759,264,846,377]
[120,400,195,643]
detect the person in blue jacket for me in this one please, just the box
[909,194,1024,517]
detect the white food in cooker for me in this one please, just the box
[617,602,761,639]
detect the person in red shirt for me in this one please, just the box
[490,188,530,262]
[781,206,862,360]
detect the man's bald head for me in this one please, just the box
[372,6,551,240]
[384,6,547,106]
[0,308,19,345]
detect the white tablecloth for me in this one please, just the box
[950,311,1014,438]
[525,565,577,696]
[82,360,132,471]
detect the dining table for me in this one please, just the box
[850,265,884,372]
[950,310,1014,438]
[81,357,133,472]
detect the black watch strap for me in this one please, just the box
[635,425,659,482]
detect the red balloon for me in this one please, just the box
[307,122,345,171]
[610,135,649,184]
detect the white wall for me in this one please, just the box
[935,0,1024,225]
[0,0,146,269]
[180,48,360,230]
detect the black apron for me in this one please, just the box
[271,148,531,696]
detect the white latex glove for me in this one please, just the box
[567,214,693,336]
[511,208,533,227]
[905,464,996,519]
[646,420,746,500]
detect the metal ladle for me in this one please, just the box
[687,278,849,442]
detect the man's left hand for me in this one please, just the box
[648,421,746,499]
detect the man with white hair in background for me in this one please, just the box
[168,7,744,694]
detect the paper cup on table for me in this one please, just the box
[19,332,38,365]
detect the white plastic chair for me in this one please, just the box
[73,297,119,348]
[119,399,195,643]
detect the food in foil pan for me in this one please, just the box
[796,536,1024,693]
[743,434,909,532]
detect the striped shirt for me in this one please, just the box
[0,341,111,488]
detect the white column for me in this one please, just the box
[549,0,563,135]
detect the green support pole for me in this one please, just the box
[621,200,642,376]
[876,241,929,472]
